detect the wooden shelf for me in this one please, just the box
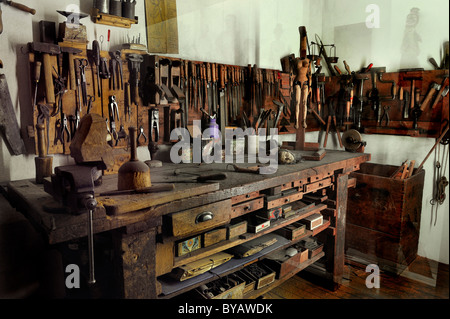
[245,251,325,299]
[172,203,327,268]
[158,218,331,299]
[90,8,138,28]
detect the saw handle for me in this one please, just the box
[8,1,36,15]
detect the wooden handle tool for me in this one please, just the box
[7,1,36,14]
[35,123,53,184]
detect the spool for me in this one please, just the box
[118,127,151,191]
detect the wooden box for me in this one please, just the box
[299,213,323,230]
[275,222,306,240]
[202,228,227,247]
[256,207,282,221]
[235,269,256,295]
[247,215,270,233]
[176,235,201,256]
[227,220,247,239]
[346,163,425,274]
[264,247,309,279]
[297,237,324,259]
[241,263,276,290]
[195,276,245,299]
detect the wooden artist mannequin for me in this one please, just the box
[294,58,311,129]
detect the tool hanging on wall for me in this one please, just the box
[430,125,449,226]
[323,98,343,149]
[28,42,61,105]
[0,0,36,34]
[0,71,27,155]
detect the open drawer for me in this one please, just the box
[165,199,232,237]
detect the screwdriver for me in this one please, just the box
[33,61,42,107]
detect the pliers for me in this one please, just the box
[61,113,71,143]
[137,126,148,146]
[113,50,124,90]
[108,95,120,142]
[379,105,390,126]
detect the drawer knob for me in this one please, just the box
[195,212,214,224]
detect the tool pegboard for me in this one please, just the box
[29,44,294,172]
[139,55,291,143]
[322,68,449,139]
[29,41,147,164]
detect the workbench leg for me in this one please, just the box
[113,228,157,299]
[332,173,349,288]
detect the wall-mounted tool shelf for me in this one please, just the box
[90,8,138,28]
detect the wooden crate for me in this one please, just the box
[346,162,425,274]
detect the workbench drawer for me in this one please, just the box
[167,199,232,237]
[304,177,332,193]
[231,196,264,218]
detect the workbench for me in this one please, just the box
[6,150,370,299]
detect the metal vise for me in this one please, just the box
[49,164,101,215]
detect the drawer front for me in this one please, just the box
[266,191,303,209]
[304,177,332,193]
[231,191,261,205]
[169,199,232,237]
[231,197,264,218]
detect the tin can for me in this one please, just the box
[109,0,122,16]
[122,0,136,19]
[93,0,109,14]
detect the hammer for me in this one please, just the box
[404,75,423,110]
[431,74,449,109]
[420,82,441,111]
[60,46,82,91]
[29,42,61,105]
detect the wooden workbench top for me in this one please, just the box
[7,150,370,244]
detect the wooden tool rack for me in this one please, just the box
[7,150,370,299]
[29,49,293,174]
[306,68,449,139]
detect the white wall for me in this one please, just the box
[0,0,448,263]
[319,0,449,264]
[0,0,150,182]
